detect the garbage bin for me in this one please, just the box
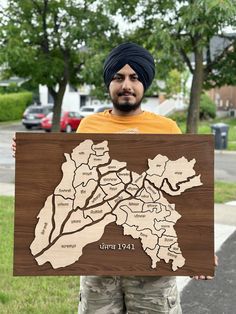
[211,123,229,149]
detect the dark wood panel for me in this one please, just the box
[14,133,214,276]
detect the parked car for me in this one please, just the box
[41,111,82,132]
[79,105,112,117]
[22,104,53,129]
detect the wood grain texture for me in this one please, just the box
[14,133,214,276]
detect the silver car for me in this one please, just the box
[79,105,112,118]
[22,104,53,129]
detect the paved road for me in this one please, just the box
[181,229,236,314]
[0,122,236,185]
[215,152,236,183]
[0,122,41,184]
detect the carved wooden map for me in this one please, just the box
[14,133,214,276]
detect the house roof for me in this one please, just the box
[0,77,26,86]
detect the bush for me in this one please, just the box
[0,92,33,121]
[169,110,187,124]
[199,94,216,120]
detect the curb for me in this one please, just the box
[214,150,236,155]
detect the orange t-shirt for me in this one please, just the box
[77,110,181,134]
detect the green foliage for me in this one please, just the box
[163,69,182,97]
[169,110,187,125]
[199,94,216,120]
[0,83,25,94]
[0,0,121,129]
[0,0,118,88]
[215,181,236,203]
[106,0,235,133]
[0,92,32,121]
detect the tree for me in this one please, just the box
[164,69,182,98]
[0,0,119,131]
[106,0,236,133]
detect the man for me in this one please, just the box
[76,42,215,314]
[12,42,216,314]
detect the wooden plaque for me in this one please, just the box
[14,133,214,276]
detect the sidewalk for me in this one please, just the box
[0,182,14,196]
[215,203,236,225]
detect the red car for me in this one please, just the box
[41,111,82,132]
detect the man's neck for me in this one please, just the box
[111,107,143,117]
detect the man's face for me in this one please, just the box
[109,64,144,113]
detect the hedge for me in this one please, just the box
[0,92,33,121]
[199,94,216,120]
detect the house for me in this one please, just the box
[39,83,187,116]
[208,86,236,117]
[0,76,26,88]
[206,34,236,117]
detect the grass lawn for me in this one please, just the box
[0,196,80,314]
[215,181,236,204]
[0,120,21,125]
[178,117,236,151]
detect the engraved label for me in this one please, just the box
[110,187,118,191]
[134,214,146,218]
[172,246,179,251]
[147,186,156,194]
[117,243,135,250]
[140,232,148,237]
[92,193,101,203]
[127,186,138,192]
[165,238,174,242]
[61,244,77,248]
[41,223,48,235]
[135,176,142,184]
[168,252,177,258]
[58,202,69,206]
[90,210,103,214]
[94,147,104,151]
[99,243,116,250]
[103,178,118,182]
[115,196,123,203]
[129,202,139,206]
[59,188,71,193]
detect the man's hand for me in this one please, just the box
[12,135,16,158]
[192,255,218,280]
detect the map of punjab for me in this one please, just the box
[30,139,203,271]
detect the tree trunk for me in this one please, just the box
[186,48,204,134]
[49,81,67,132]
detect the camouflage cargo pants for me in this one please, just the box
[78,276,182,314]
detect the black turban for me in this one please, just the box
[103,42,155,91]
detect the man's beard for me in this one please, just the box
[111,93,143,113]
[112,101,142,112]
